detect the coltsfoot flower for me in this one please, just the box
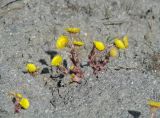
[10,92,30,112]
[73,40,84,46]
[26,63,38,73]
[69,65,75,70]
[51,55,63,67]
[56,35,69,49]
[65,27,80,33]
[122,35,129,48]
[93,41,106,51]
[70,73,75,79]
[109,47,118,57]
[15,93,23,102]
[19,98,30,109]
[148,99,160,108]
[114,38,125,49]
[148,99,160,118]
[16,93,23,99]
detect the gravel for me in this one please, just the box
[0,0,160,117]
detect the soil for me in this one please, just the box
[0,0,160,118]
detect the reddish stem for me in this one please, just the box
[88,47,110,75]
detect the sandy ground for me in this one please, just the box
[0,0,160,118]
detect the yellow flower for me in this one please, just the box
[70,65,75,70]
[19,98,30,109]
[122,35,129,48]
[109,47,118,57]
[16,93,23,99]
[70,74,75,79]
[114,38,125,49]
[73,40,84,46]
[65,27,80,33]
[56,35,69,49]
[148,99,160,108]
[26,63,38,73]
[51,55,63,66]
[93,41,106,51]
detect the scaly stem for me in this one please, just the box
[70,44,81,67]
[151,112,156,118]
[150,107,157,118]
[58,65,68,74]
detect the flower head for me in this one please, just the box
[122,35,129,48]
[26,63,38,73]
[73,40,84,46]
[70,73,75,79]
[114,38,125,49]
[148,99,160,108]
[93,41,106,51]
[16,93,23,99]
[56,35,69,49]
[65,27,80,33]
[51,55,63,66]
[70,65,75,70]
[19,98,30,109]
[109,47,118,57]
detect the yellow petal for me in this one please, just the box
[122,35,129,48]
[93,41,106,51]
[109,47,118,57]
[51,55,63,66]
[26,63,37,73]
[114,38,125,49]
[19,98,30,109]
[73,40,84,46]
[65,27,80,33]
[56,35,69,49]
[148,100,160,108]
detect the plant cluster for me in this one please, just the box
[25,27,129,83]
[49,27,128,83]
